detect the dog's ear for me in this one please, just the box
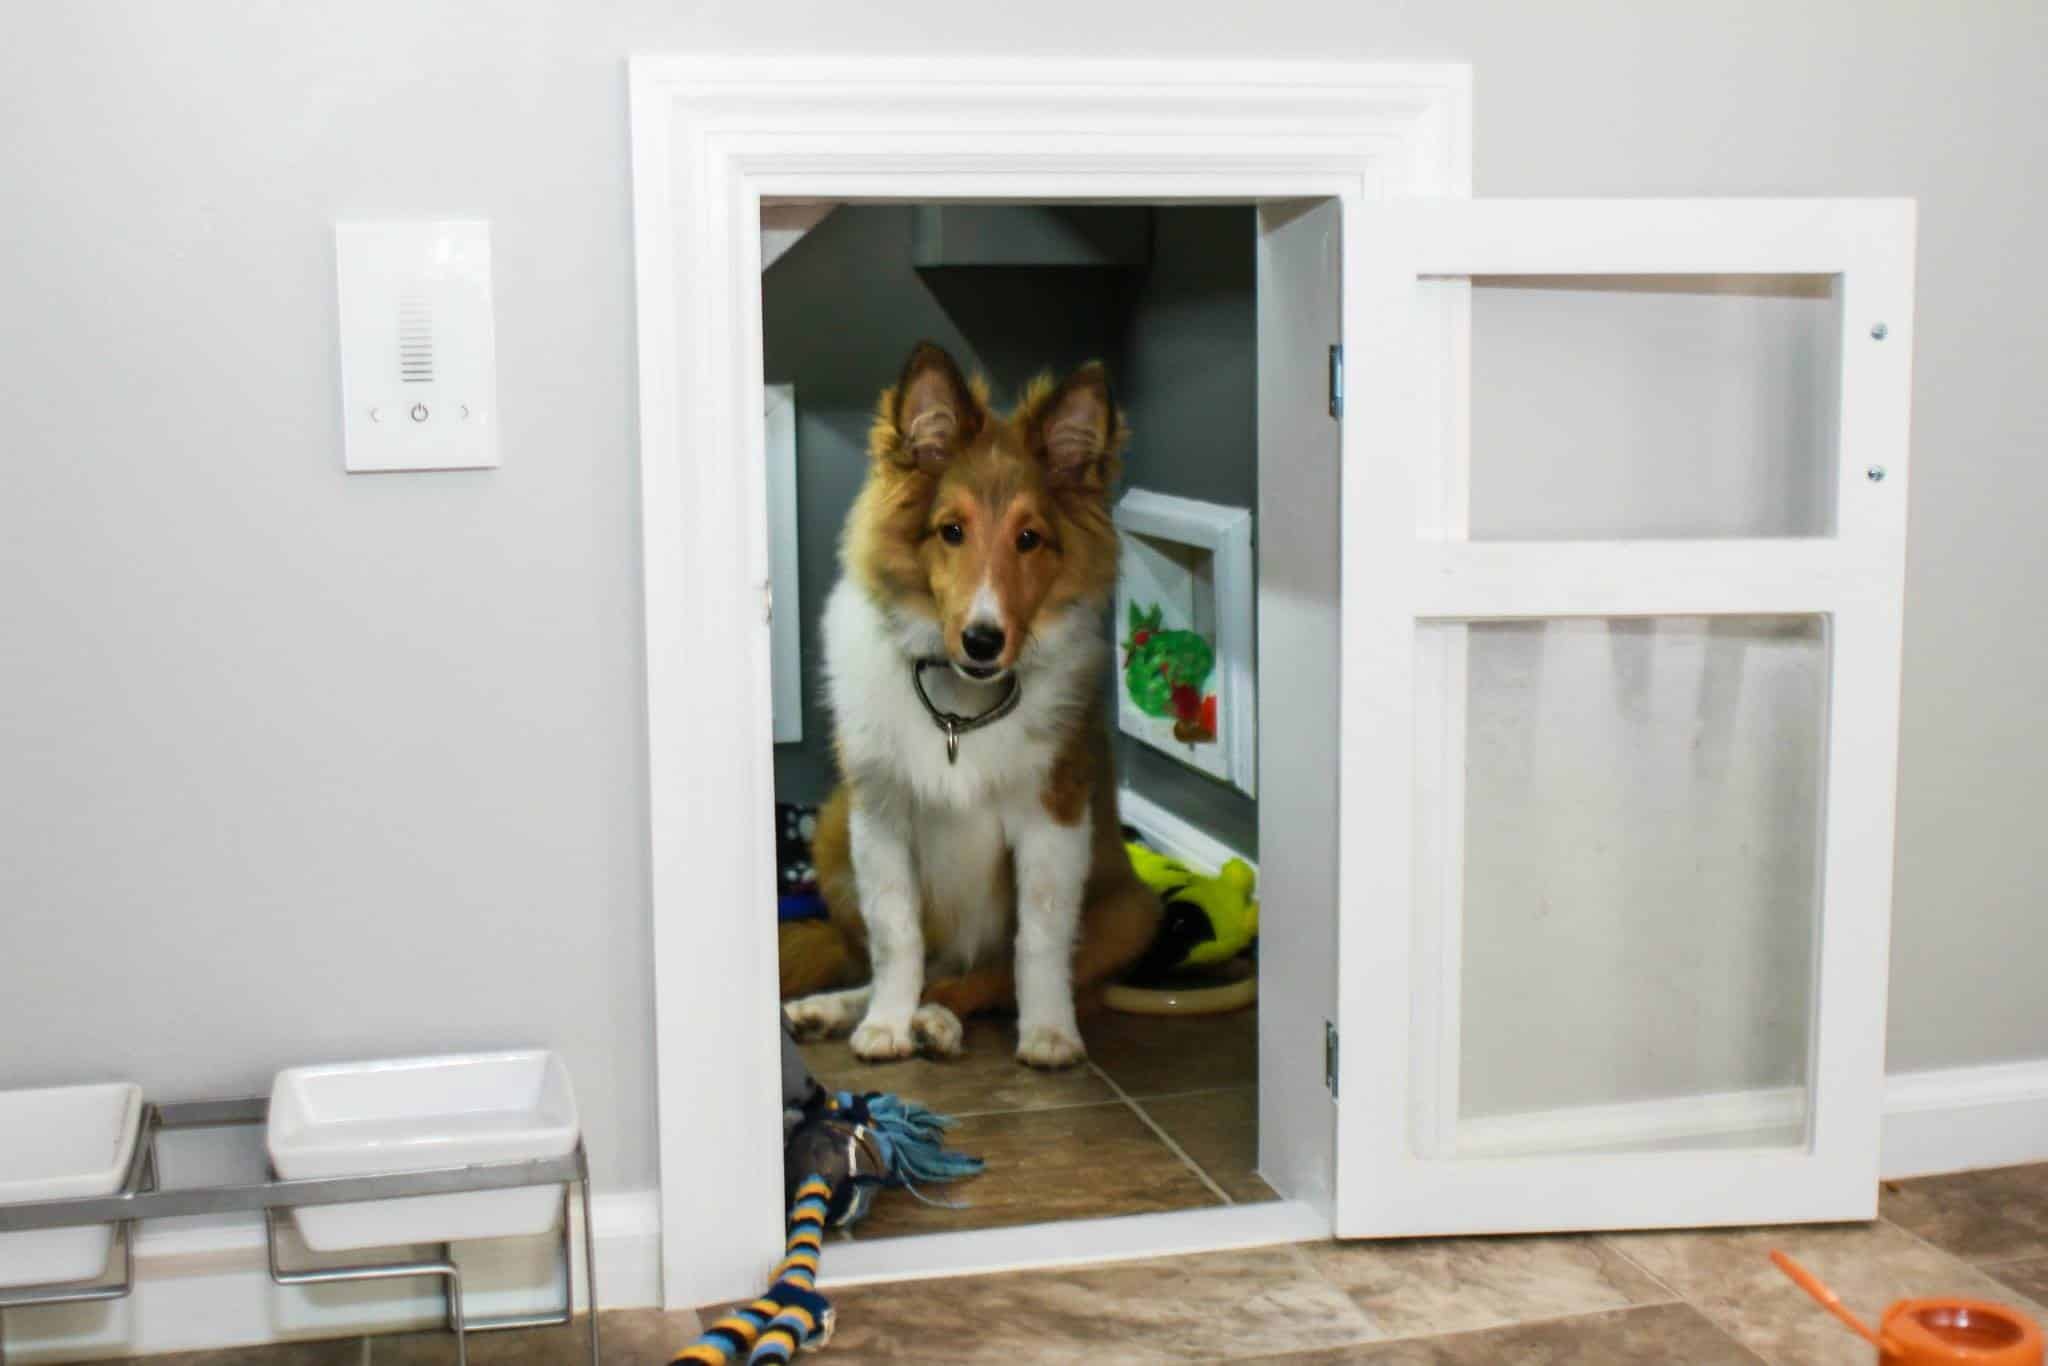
[1030,362,1124,492]
[886,342,982,474]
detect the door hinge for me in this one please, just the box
[1327,344,1344,420]
[1324,1021,1339,1098]
[761,580,774,626]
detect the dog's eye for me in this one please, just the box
[1015,528,1043,552]
[938,523,965,546]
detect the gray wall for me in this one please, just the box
[1116,208,1262,858]
[3,2,2045,1204]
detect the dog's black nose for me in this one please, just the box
[962,625,1006,663]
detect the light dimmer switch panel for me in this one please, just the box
[336,220,498,472]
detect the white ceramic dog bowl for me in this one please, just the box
[0,1082,144,1288]
[266,1050,578,1253]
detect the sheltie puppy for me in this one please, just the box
[782,342,1161,1068]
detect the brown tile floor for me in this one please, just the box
[75,1162,2048,1363]
[801,1003,1277,1239]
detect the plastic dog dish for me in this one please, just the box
[266,1050,579,1252]
[0,1082,144,1288]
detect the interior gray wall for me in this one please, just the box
[1116,208,1261,858]
[3,2,2044,1204]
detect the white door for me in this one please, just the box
[1336,200,1917,1235]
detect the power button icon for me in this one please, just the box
[409,403,429,423]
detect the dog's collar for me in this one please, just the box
[910,658,1021,765]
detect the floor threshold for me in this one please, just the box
[819,1200,1327,1288]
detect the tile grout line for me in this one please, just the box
[1599,1215,2041,1366]
[1271,1240,1393,1349]
[1088,1062,1237,1208]
[945,1082,1254,1121]
[1591,1232,1860,1366]
[1108,1083,1257,1107]
[945,1095,1145,1120]
[1594,1233,1686,1305]
[1876,1212,2048,1303]
[1269,1236,1692,1353]
[1972,1251,2048,1270]
[1302,1301,1765,1356]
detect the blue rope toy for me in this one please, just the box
[672,1085,984,1364]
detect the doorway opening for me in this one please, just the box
[758,200,1339,1253]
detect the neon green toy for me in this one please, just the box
[1121,841,1260,980]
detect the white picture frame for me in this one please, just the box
[1114,489,1257,796]
[765,383,801,744]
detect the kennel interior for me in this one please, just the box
[761,203,1280,1238]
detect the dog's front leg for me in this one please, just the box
[848,797,925,1061]
[1007,807,1091,1069]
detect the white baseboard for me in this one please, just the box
[1452,1057,2048,1181]
[1881,1057,2048,1179]
[1118,786,1255,877]
[1,1190,662,1364]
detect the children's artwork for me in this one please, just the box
[1113,490,1256,796]
[1124,602,1219,744]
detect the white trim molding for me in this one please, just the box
[1,1191,662,1364]
[764,382,801,744]
[1118,786,1255,878]
[628,54,1469,1308]
[1882,1058,2048,1180]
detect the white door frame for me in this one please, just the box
[627,56,1469,1308]
[1337,199,1917,1234]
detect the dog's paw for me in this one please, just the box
[850,1017,918,1062]
[1016,1024,1086,1070]
[910,1003,965,1059]
[784,995,856,1041]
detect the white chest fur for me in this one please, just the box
[821,578,1103,811]
[822,579,1106,970]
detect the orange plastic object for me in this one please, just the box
[1772,1250,2043,1364]
[1879,1299,2043,1365]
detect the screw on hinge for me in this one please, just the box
[1871,322,1889,340]
[1867,466,1887,483]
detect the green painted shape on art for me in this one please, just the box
[1122,601,1215,717]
